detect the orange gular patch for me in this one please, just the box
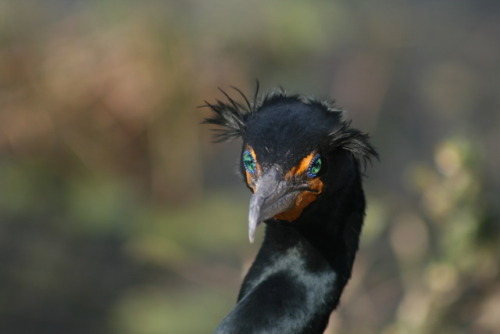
[274,153,324,222]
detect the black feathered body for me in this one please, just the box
[205,88,377,334]
[215,152,366,333]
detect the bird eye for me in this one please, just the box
[243,150,257,174]
[307,154,322,178]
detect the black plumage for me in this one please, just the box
[204,86,377,334]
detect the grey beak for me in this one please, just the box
[248,167,302,243]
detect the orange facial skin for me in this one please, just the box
[244,147,324,222]
[275,153,324,221]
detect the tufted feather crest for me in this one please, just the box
[203,85,378,171]
[203,84,346,142]
[329,122,379,172]
[202,84,260,142]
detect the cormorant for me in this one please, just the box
[204,86,377,334]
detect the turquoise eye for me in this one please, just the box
[307,154,322,178]
[243,150,257,174]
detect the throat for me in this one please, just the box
[225,222,341,334]
[268,190,364,276]
[224,192,365,334]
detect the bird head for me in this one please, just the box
[204,87,377,242]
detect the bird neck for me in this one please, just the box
[216,175,366,334]
[257,171,366,297]
[291,174,365,262]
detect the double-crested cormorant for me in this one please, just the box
[204,86,377,334]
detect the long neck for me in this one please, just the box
[252,171,365,299]
[296,172,366,284]
[214,174,366,334]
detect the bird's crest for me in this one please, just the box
[201,84,259,142]
[328,122,379,172]
[203,84,378,169]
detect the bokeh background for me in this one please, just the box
[1,0,499,333]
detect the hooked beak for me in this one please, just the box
[248,167,305,243]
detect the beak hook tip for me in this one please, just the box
[248,218,258,243]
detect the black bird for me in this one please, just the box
[204,86,377,334]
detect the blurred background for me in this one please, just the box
[1,0,499,333]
